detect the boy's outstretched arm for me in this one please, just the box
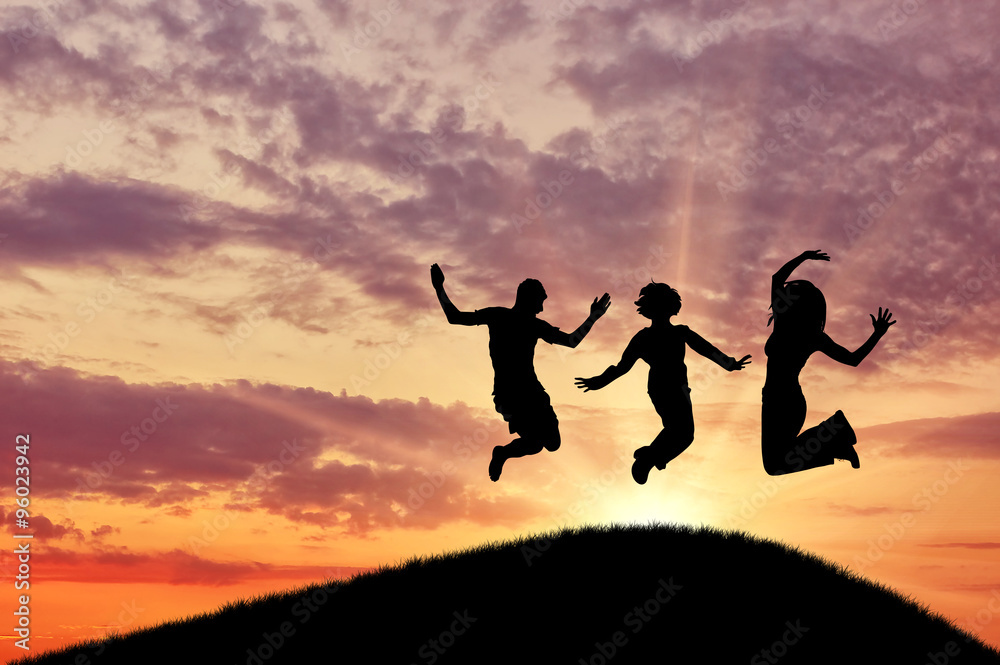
[431,263,477,325]
[575,334,641,391]
[551,293,611,348]
[684,327,752,371]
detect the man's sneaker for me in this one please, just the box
[489,446,505,482]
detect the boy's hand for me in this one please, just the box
[590,293,611,318]
[729,354,752,371]
[430,263,445,289]
[575,376,607,392]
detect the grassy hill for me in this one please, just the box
[13,523,1000,664]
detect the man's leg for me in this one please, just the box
[490,437,545,482]
[489,396,559,481]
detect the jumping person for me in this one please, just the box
[431,263,610,481]
[575,281,751,484]
[761,250,895,475]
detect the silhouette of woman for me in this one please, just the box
[576,281,751,484]
[761,250,895,475]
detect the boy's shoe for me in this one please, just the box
[632,448,654,485]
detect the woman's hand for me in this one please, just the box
[871,307,896,336]
[800,249,830,262]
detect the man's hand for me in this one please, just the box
[430,263,445,289]
[871,307,896,336]
[728,354,752,371]
[575,376,608,392]
[800,249,830,262]
[590,293,611,319]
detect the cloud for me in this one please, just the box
[825,503,897,517]
[859,412,1000,459]
[3,0,995,369]
[34,545,368,586]
[0,360,546,534]
[0,508,84,541]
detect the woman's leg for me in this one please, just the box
[761,385,825,475]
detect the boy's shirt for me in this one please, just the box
[633,324,728,393]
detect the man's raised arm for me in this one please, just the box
[431,263,478,325]
[551,293,611,348]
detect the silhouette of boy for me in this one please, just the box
[576,282,750,484]
[431,264,611,481]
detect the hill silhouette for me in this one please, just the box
[12,523,1000,664]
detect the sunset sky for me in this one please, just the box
[1,0,999,660]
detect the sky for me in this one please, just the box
[1,0,999,660]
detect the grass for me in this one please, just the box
[12,522,1000,664]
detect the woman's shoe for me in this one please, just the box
[632,447,654,485]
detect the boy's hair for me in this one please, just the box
[515,278,545,306]
[635,281,682,317]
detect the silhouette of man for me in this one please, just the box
[431,263,610,481]
[576,281,751,484]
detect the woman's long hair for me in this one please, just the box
[768,279,826,336]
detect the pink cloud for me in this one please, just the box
[0,360,544,533]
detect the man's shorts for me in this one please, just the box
[492,387,560,449]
